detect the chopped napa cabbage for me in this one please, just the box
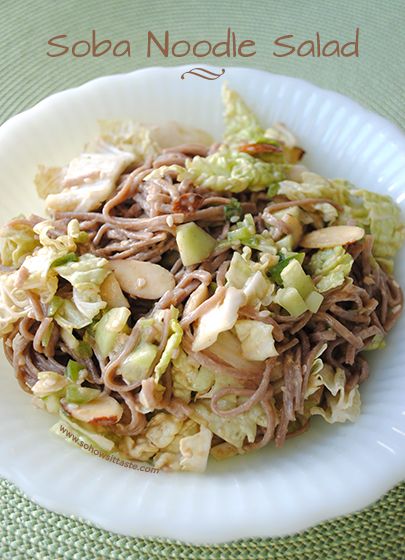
[171,349,214,402]
[234,319,278,361]
[119,434,158,461]
[34,165,67,199]
[53,253,110,330]
[152,418,210,472]
[278,172,351,207]
[86,119,214,161]
[0,219,103,335]
[85,118,161,162]
[0,278,31,335]
[189,399,268,449]
[178,425,212,473]
[264,122,298,149]
[147,120,214,149]
[35,219,83,254]
[145,412,183,449]
[243,270,275,308]
[347,185,405,260]
[0,219,84,322]
[0,220,40,268]
[221,83,264,147]
[154,306,183,381]
[278,174,405,262]
[307,246,353,292]
[52,412,116,453]
[306,364,361,423]
[225,251,254,289]
[147,149,289,194]
[192,286,246,352]
[46,151,134,213]
[195,366,242,404]
[179,147,289,193]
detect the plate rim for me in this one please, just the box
[0,63,404,544]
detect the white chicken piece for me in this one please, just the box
[46,151,134,213]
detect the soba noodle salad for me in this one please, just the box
[1,85,404,473]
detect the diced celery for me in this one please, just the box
[280,259,315,300]
[228,226,252,242]
[41,322,54,348]
[176,222,217,266]
[118,342,159,383]
[65,385,100,404]
[276,234,293,251]
[42,394,62,414]
[275,287,308,317]
[48,296,64,316]
[75,340,93,358]
[269,253,305,285]
[95,307,131,359]
[75,231,89,244]
[305,290,324,313]
[65,360,86,383]
[244,213,255,228]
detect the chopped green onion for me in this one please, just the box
[50,252,78,268]
[224,199,243,222]
[267,182,280,198]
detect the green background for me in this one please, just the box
[0,0,404,558]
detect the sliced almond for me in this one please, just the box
[286,164,308,183]
[108,259,175,300]
[183,283,208,316]
[285,146,305,164]
[99,272,129,308]
[300,225,364,249]
[282,212,303,249]
[60,394,123,425]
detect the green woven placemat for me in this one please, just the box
[1,478,404,560]
[0,0,404,557]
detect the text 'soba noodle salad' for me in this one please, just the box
[0,85,404,473]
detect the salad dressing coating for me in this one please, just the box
[0,85,403,472]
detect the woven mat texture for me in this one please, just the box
[0,0,404,558]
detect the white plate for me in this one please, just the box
[0,65,404,544]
